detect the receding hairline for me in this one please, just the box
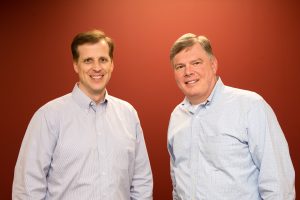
[170,33,214,63]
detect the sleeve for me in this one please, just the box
[168,142,180,200]
[130,117,153,200]
[12,108,58,200]
[247,99,295,200]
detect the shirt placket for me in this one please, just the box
[92,103,108,199]
[190,108,201,200]
[192,104,208,200]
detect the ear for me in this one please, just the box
[73,61,79,73]
[111,60,114,72]
[211,57,218,74]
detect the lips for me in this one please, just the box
[185,79,199,85]
[90,74,104,80]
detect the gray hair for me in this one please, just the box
[170,33,214,62]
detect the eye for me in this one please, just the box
[175,64,185,71]
[99,57,109,63]
[192,61,201,66]
[83,58,93,64]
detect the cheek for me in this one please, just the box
[174,77,181,86]
[174,72,181,81]
[105,65,113,73]
[78,69,86,76]
[175,79,185,90]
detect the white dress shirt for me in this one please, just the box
[13,84,153,200]
[168,78,295,200]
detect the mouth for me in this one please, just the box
[90,74,104,80]
[185,79,199,85]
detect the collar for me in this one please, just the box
[72,83,108,111]
[181,77,224,113]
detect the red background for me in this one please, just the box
[1,0,299,199]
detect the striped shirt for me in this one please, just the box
[168,78,295,200]
[13,84,153,200]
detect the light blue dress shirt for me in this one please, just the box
[13,84,153,200]
[168,78,295,200]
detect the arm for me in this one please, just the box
[12,108,58,200]
[130,122,153,200]
[168,142,180,200]
[247,99,295,200]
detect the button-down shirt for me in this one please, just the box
[168,78,295,200]
[13,84,153,200]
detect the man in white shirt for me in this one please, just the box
[13,29,153,200]
[168,33,295,199]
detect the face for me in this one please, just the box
[73,40,114,102]
[172,43,218,104]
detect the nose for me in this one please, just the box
[93,62,102,71]
[184,64,193,77]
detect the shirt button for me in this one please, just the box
[101,171,106,176]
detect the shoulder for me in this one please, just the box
[35,93,73,118]
[224,85,262,101]
[169,102,189,122]
[222,85,274,117]
[107,95,136,111]
[41,93,72,110]
[171,103,184,114]
[221,85,267,107]
[107,95,138,119]
[106,95,141,126]
[26,93,72,133]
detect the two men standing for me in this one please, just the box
[13,30,295,199]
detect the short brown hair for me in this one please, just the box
[71,29,114,61]
[170,33,214,62]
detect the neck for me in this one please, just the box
[91,93,105,104]
[77,83,106,104]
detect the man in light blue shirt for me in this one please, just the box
[167,33,295,199]
[13,29,153,200]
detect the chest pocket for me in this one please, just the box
[201,128,248,169]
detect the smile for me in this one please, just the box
[90,74,104,80]
[185,79,199,85]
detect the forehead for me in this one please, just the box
[173,43,207,63]
[77,40,109,57]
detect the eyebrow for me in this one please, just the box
[190,58,203,63]
[174,58,203,66]
[82,56,109,60]
[82,56,93,60]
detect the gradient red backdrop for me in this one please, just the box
[1,0,299,199]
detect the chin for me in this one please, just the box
[94,88,105,93]
[184,90,198,96]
